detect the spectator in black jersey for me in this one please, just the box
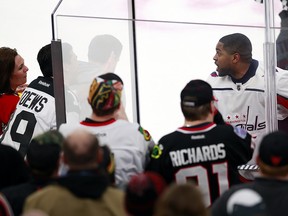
[0,130,63,216]
[214,188,267,216]
[146,79,254,207]
[211,130,288,216]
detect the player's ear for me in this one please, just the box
[232,52,240,63]
[210,101,216,114]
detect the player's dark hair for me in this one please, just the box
[88,34,123,63]
[219,33,252,63]
[0,47,18,94]
[181,103,211,121]
[37,44,53,77]
[92,104,120,117]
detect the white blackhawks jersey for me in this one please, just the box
[1,76,56,157]
[207,60,288,161]
[59,118,155,188]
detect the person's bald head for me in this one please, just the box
[63,129,100,169]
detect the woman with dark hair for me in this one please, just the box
[0,47,28,135]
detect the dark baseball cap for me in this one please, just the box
[88,73,123,111]
[259,131,288,167]
[181,79,213,107]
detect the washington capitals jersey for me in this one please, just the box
[207,60,266,144]
[146,122,253,207]
[207,60,288,161]
[0,76,56,157]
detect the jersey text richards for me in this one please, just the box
[169,143,226,167]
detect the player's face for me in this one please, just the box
[10,55,29,91]
[213,42,234,77]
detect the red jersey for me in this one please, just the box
[0,94,19,135]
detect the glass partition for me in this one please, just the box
[52,0,282,142]
[54,17,136,121]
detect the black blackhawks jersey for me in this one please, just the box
[211,178,288,216]
[146,122,253,207]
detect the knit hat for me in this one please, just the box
[125,172,167,216]
[258,131,288,167]
[181,79,213,107]
[88,73,123,111]
[27,130,64,173]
